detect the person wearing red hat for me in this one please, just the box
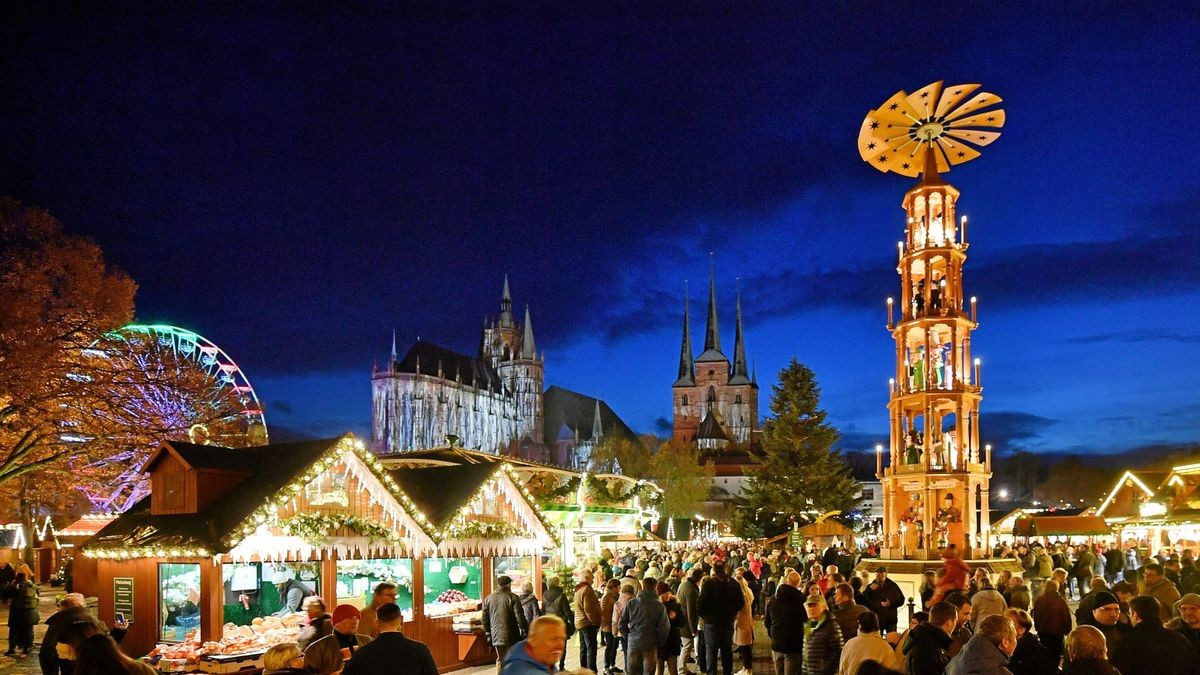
[305,604,373,670]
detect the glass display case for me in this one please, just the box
[221,562,322,626]
[422,557,482,618]
[494,556,535,591]
[159,563,201,643]
[336,559,415,622]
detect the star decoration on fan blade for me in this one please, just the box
[857,81,1005,178]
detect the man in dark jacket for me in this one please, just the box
[1104,543,1126,585]
[1075,591,1129,656]
[903,601,957,675]
[944,614,1017,675]
[344,603,437,675]
[697,562,744,675]
[1174,593,1200,655]
[863,566,905,633]
[677,568,702,674]
[620,578,670,675]
[800,594,842,675]
[1110,595,1198,675]
[831,583,869,646]
[765,572,805,675]
[484,575,531,670]
[1004,608,1056,675]
[40,593,104,675]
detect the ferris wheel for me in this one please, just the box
[72,324,268,512]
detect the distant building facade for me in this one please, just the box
[372,277,634,468]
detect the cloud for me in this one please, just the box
[653,417,673,435]
[271,400,294,415]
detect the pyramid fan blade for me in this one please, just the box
[945,129,1002,146]
[875,90,922,126]
[947,110,1006,129]
[905,81,944,119]
[892,147,923,177]
[938,137,982,165]
[934,84,980,118]
[944,91,1003,122]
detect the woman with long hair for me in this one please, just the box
[73,633,155,674]
[733,572,756,675]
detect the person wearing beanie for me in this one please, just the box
[1073,589,1129,659]
[1171,592,1200,654]
[1111,595,1195,675]
[304,604,372,671]
[485,575,531,672]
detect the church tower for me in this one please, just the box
[671,267,758,446]
[880,149,992,557]
[486,278,544,444]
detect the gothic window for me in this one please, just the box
[707,386,716,408]
[735,393,742,404]
[682,394,689,406]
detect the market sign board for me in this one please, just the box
[114,577,134,623]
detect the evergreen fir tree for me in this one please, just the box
[735,358,861,537]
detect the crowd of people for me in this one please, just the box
[492,540,1200,675]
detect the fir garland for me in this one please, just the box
[528,475,581,502]
[445,520,526,540]
[584,475,660,505]
[280,514,399,544]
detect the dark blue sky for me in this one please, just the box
[3,4,1198,456]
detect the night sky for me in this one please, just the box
[3,5,1198,457]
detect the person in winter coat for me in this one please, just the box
[971,579,1009,627]
[839,611,901,675]
[733,574,756,674]
[1032,580,1071,660]
[698,563,745,675]
[1110,595,1198,675]
[1062,625,1119,675]
[501,616,569,675]
[831,583,870,647]
[766,572,806,675]
[1074,548,1099,601]
[542,578,573,671]
[1074,591,1128,658]
[801,594,843,675]
[519,581,543,629]
[614,583,638,672]
[1003,609,1056,675]
[577,570,604,673]
[6,572,39,655]
[601,579,622,674]
[484,576,531,670]
[1006,577,1032,612]
[295,597,333,652]
[932,546,971,606]
[677,568,702,675]
[1103,544,1126,586]
[944,615,1017,675]
[658,582,687,675]
[40,593,103,675]
[1139,564,1181,622]
[620,578,670,675]
[863,567,906,633]
[903,601,957,675]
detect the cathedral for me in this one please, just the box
[371,277,635,467]
[672,271,761,501]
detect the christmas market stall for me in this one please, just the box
[381,446,663,565]
[80,434,436,671]
[1099,465,1200,556]
[384,461,558,671]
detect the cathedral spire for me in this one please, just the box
[730,280,751,384]
[697,256,727,362]
[591,400,604,442]
[499,274,514,328]
[674,283,695,386]
[390,329,397,363]
[521,305,537,358]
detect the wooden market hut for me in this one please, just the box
[386,462,558,670]
[80,434,434,659]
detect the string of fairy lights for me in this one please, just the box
[84,434,571,560]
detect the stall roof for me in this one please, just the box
[388,462,499,530]
[85,435,400,555]
[1013,515,1110,537]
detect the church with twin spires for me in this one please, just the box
[671,271,761,499]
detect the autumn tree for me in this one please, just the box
[587,434,652,477]
[735,359,860,537]
[648,437,714,519]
